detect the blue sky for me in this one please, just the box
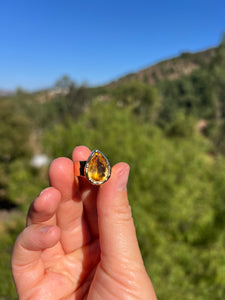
[0,0,224,91]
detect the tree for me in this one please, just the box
[54,75,74,90]
[0,100,31,207]
[111,81,161,122]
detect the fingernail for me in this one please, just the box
[116,165,130,191]
[40,226,52,233]
[39,187,50,196]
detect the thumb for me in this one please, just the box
[97,162,143,266]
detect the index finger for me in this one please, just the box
[72,146,99,239]
[49,155,91,253]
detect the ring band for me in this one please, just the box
[74,149,111,185]
[74,161,86,177]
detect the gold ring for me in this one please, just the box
[74,149,111,185]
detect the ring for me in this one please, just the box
[74,149,111,185]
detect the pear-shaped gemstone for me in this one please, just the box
[85,149,111,185]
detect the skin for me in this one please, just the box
[11,145,157,300]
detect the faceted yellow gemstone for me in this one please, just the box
[85,149,111,185]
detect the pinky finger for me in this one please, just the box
[12,224,61,296]
[12,224,60,267]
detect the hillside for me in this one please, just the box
[109,47,216,87]
[1,47,216,103]
[1,40,225,300]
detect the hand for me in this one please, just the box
[12,146,157,300]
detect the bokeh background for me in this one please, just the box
[1,1,225,299]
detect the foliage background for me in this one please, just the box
[1,42,225,299]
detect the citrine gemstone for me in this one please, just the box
[85,149,111,185]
